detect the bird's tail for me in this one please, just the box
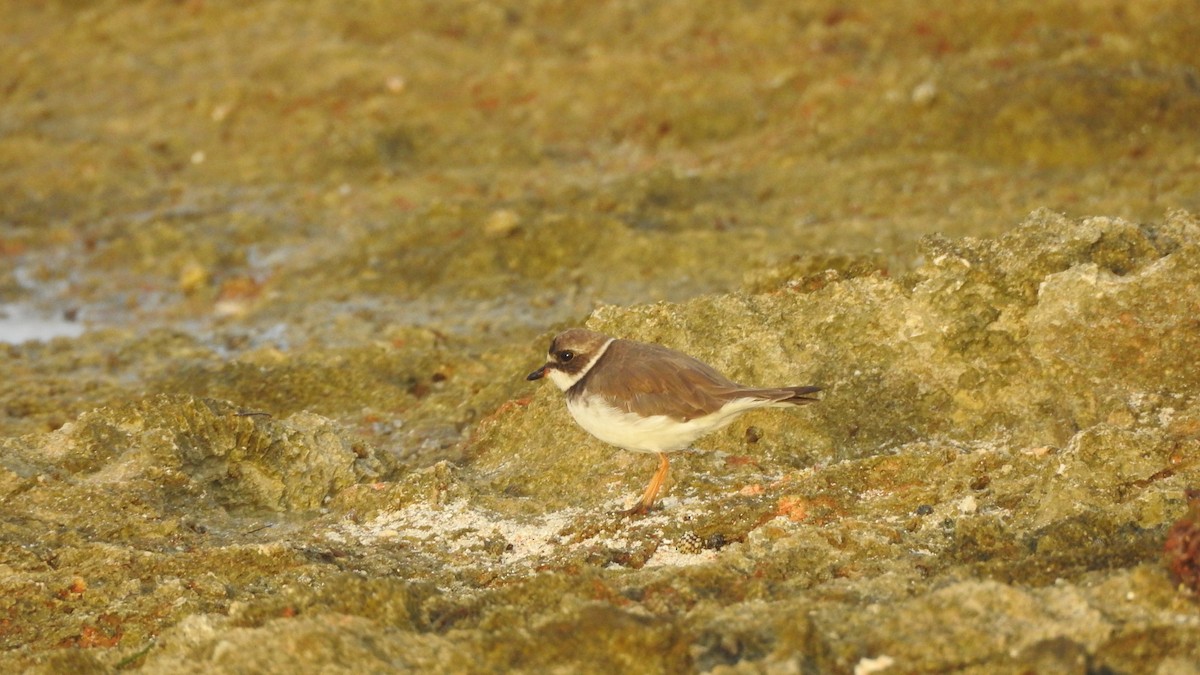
[739,385,821,406]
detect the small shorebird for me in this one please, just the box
[527,328,820,514]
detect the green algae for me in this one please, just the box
[3,0,1200,672]
[4,171,1198,675]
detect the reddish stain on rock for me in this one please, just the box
[1165,489,1200,592]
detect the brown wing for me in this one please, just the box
[577,339,744,421]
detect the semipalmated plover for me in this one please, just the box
[527,328,820,515]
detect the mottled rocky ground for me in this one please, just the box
[3,1,1200,673]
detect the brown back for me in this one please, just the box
[569,339,750,421]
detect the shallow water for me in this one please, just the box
[0,304,87,344]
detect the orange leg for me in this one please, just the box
[624,452,670,516]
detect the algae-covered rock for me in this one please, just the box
[143,613,475,674]
[4,210,1200,673]
[471,211,1199,509]
[810,580,1113,672]
[4,0,1200,669]
[4,394,383,514]
[451,210,1200,672]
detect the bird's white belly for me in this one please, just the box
[566,394,765,453]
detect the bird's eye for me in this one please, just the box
[557,350,574,363]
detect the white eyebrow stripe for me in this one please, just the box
[547,337,614,391]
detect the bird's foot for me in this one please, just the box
[617,500,658,517]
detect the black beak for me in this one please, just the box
[526,365,547,381]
